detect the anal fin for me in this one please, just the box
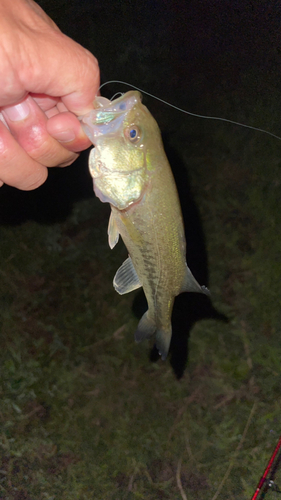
[181,264,210,295]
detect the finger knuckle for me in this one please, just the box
[23,128,78,167]
[19,122,47,156]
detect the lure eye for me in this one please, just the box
[119,103,126,110]
[124,125,142,144]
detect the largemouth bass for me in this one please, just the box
[80,91,209,359]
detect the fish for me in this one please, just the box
[80,91,209,360]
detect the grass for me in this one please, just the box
[1,73,281,499]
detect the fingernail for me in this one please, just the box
[51,129,76,143]
[3,101,30,122]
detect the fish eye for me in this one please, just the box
[124,125,142,144]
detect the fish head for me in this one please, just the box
[79,91,161,210]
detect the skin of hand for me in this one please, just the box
[0,0,100,190]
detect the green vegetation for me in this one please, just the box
[1,75,281,499]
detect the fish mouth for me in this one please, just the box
[78,91,141,144]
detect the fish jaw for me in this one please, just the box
[79,91,154,210]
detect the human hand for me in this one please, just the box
[0,0,100,190]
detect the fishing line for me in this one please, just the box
[99,80,281,141]
[110,92,123,101]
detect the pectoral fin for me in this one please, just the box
[113,256,142,295]
[181,264,210,295]
[108,211,120,249]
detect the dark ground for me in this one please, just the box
[1,1,281,499]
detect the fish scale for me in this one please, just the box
[80,90,209,359]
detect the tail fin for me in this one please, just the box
[135,311,172,360]
[155,327,172,361]
[135,311,156,343]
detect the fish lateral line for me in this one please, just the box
[98,80,281,142]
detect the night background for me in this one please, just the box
[1,1,281,498]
